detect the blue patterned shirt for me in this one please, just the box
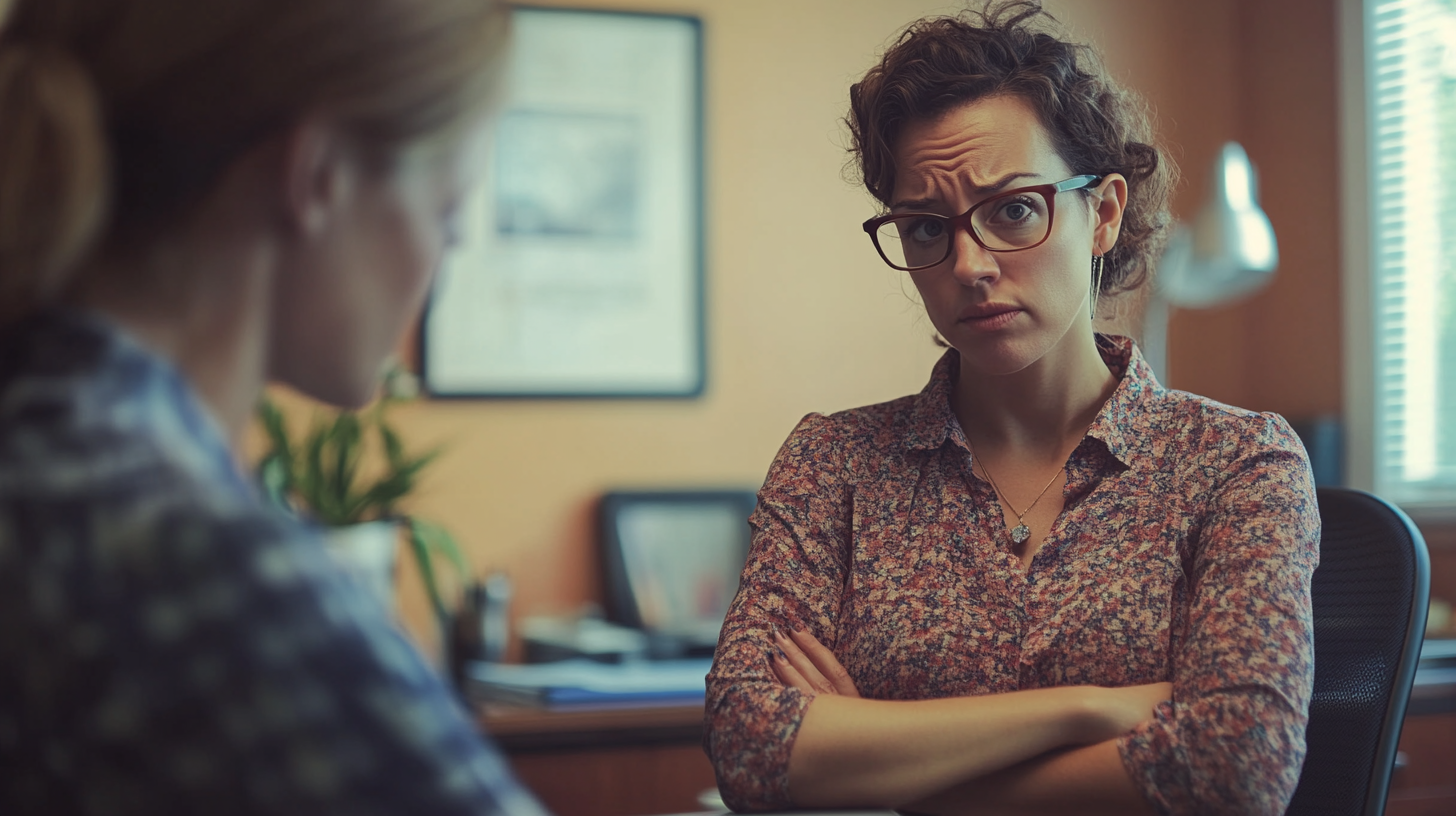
[0,309,546,815]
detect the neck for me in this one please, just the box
[952,329,1117,462]
[70,236,275,449]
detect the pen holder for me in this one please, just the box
[449,572,512,691]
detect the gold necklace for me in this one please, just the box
[972,452,1065,545]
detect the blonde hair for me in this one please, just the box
[0,0,508,323]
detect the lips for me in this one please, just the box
[957,303,1023,330]
[958,302,1020,320]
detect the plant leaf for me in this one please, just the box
[331,412,364,522]
[256,397,293,467]
[258,453,293,513]
[412,517,469,579]
[380,422,407,470]
[407,518,448,620]
[356,473,415,518]
[303,415,330,522]
[259,397,451,528]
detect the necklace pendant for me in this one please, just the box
[1011,523,1031,544]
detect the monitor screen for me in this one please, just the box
[599,490,756,652]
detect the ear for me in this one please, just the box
[277,118,355,238]
[1089,173,1128,256]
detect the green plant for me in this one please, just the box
[256,396,468,619]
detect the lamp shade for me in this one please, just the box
[1158,142,1278,307]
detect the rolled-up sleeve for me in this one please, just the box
[704,413,854,812]
[1118,413,1320,816]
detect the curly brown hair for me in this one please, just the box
[847,1,1176,294]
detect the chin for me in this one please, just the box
[947,333,1047,377]
[330,383,382,410]
[276,363,381,410]
[322,376,382,409]
[958,353,1039,379]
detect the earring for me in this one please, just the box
[1090,254,1105,319]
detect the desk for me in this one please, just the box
[479,667,1456,816]
[1387,648,1456,814]
[479,703,717,816]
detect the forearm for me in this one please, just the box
[787,687,1110,808]
[901,738,1153,816]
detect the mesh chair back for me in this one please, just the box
[1285,487,1429,816]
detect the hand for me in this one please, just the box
[1086,682,1172,742]
[769,626,861,697]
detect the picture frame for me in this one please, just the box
[598,489,757,656]
[421,6,705,398]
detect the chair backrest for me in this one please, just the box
[1285,487,1429,816]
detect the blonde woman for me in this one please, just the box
[0,2,544,813]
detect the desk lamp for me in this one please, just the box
[1141,142,1279,380]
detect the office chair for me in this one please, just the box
[1285,487,1429,816]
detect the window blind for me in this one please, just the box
[1369,0,1456,504]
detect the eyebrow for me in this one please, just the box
[890,171,1044,212]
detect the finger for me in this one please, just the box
[770,647,815,693]
[774,628,837,695]
[788,628,860,698]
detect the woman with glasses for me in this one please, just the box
[704,3,1317,815]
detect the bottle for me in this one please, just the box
[449,572,512,693]
[480,571,513,663]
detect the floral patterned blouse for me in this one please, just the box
[704,335,1320,816]
[0,309,545,815]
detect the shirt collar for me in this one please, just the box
[0,307,253,498]
[904,334,1163,469]
[905,348,962,452]
[1084,334,1160,469]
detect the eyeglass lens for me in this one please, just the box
[874,190,1053,270]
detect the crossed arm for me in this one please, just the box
[707,412,1318,815]
[771,627,1163,815]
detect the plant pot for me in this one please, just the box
[322,520,400,614]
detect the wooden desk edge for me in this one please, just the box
[478,701,706,753]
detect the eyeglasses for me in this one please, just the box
[862,175,1102,271]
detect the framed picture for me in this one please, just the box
[421,6,704,398]
[598,489,757,656]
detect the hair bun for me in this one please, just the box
[0,41,110,319]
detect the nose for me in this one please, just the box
[948,224,1001,286]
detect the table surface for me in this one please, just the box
[1410,638,1456,716]
[477,701,705,752]
[475,638,1456,746]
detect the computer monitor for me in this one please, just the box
[598,489,757,657]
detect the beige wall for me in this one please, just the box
[394,0,950,638]
[298,0,1342,646]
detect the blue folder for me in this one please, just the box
[469,657,712,708]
